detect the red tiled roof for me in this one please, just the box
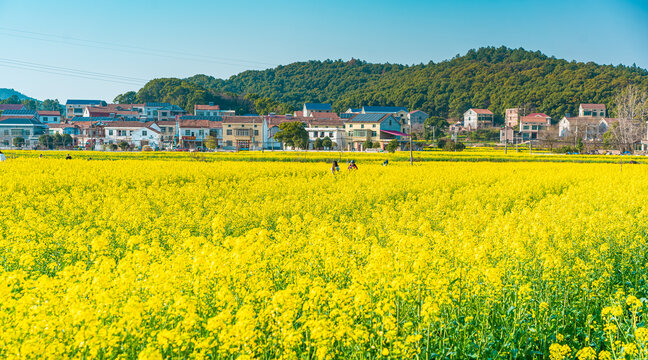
[526,113,550,118]
[310,111,340,120]
[306,118,344,127]
[580,104,606,110]
[470,109,494,115]
[194,104,221,110]
[178,119,222,128]
[38,111,61,116]
[520,116,548,123]
[0,104,25,111]
[222,116,263,124]
[47,123,76,129]
[294,111,304,117]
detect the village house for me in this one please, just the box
[82,104,141,120]
[558,116,611,140]
[130,103,186,121]
[519,113,551,140]
[264,116,296,150]
[343,113,407,151]
[194,103,235,117]
[305,117,345,149]
[505,108,521,127]
[38,110,61,124]
[303,103,333,117]
[463,109,494,130]
[579,104,606,117]
[408,110,429,133]
[65,100,106,118]
[71,121,105,150]
[222,116,264,150]
[0,117,48,148]
[103,121,161,149]
[177,119,222,149]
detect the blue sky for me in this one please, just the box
[0,0,646,102]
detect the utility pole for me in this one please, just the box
[409,134,413,166]
[504,126,508,154]
[432,126,436,148]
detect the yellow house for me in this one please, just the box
[343,113,407,151]
[222,116,263,150]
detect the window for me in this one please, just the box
[74,108,83,113]
[371,131,377,137]
[254,124,257,128]
[320,132,325,137]
[185,130,190,136]
[226,141,232,146]
[254,130,259,136]
[348,131,352,136]
[142,130,148,136]
[226,129,232,135]
[109,130,113,136]
[373,124,376,128]
[42,117,48,122]
[389,120,392,125]
[198,130,204,136]
[329,132,333,137]
[227,124,231,127]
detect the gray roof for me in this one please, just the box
[66,99,106,106]
[362,106,407,113]
[2,109,38,116]
[68,117,130,122]
[0,117,45,126]
[347,113,393,123]
[304,103,332,111]
[145,102,172,108]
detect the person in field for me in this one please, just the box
[65,153,72,160]
[383,159,389,166]
[348,160,358,171]
[0,151,5,162]
[331,160,339,174]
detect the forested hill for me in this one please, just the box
[122,47,648,120]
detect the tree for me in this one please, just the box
[110,144,119,151]
[372,142,381,149]
[423,116,448,140]
[41,99,62,111]
[322,136,332,149]
[313,138,323,150]
[13,137,25,148]
[62,134,73,148]
[363,137,373,150]
[53,133,63,148]
[114,91,137,104]
[39,134,53,149]
[118,141,130,151]
[385,139,399,153]
[205,135,218,150]
[274,121,309,149]
[608,85,648,152]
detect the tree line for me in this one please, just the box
[113,46,648,121]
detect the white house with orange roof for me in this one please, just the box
[519,113,551,140]
[463,108,494,130]
[305,117,345,149]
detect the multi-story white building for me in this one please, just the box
[0,117,48,148]
[463,108,494,130]
[65,100,106,118]
[104,121,162,148]
[305,118,346,149]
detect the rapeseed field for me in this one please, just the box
[1,156,648,359]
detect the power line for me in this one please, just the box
[0,62,146,86]
[0,58,148,82]
[0,26,278,68]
